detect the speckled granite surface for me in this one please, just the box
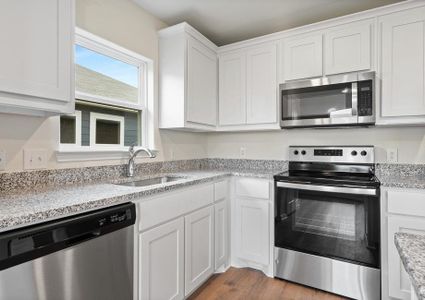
[395,232,425,300]
[376,163,425,189]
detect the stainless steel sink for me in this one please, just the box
[117,176,185,187]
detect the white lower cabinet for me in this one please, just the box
[382,188,425,300]
[214,200,228,269]
[235,198,270,265]
[139,218,185,300]
[184,205,215,296]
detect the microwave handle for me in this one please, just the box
[276,181,377,196]
[352,82,358,116]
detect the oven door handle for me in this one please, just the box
[276,182,377,196]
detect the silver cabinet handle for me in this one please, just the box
[276,181,377,196]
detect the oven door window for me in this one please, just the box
[275,187,379,268]
[281,83,353,121]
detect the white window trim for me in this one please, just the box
[90,112,125,148]
[59,110,82,149]
[56,28,156,162]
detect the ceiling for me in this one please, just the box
[134,0,405,46]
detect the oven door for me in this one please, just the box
[280,81,358,128]
[275,181,380,268]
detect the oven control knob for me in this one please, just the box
[351,150,358,156]
[294,150,299,155]
[301,150,306,155]
[361,150,367,156]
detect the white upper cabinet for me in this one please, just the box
[0,0,75,116]
[218,51,246,125]
[187,36,217,126]
[324,20,372,75]
[218,42,279,129]
[378,6,425,124]
[159,22,218,131]
[246,43,278,124]
[283,33,323,81]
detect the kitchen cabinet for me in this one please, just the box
[283,33,323,81]
[214,200,228,270]
[0,0,75,116]
[184,205,215,296]
[378,7,425,125]
[139,218,185,300]
[218,43,279,129]
[218,51,246,125]
[381,188,425,300]
[159,22,218,131]
[324,20,372,75]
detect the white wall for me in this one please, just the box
[0,0,207,172]
[206,127,425,164]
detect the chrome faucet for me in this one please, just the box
[127,145,156,177]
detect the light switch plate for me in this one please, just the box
[0,150,6,170]
[24,149,48,170]
[387,148,398,163]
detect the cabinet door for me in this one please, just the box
[187,36,217,126]
[325,21,372,75]
[387,215,425,300]
[0,0,73,107]
[218,51,246,125]
[215,200,228,269]
[185,205,214,295]
[139,218,185,300]
[380,7,425,118]
[236,199,270,265]
[283,34,323,80]
[246,43,278,124]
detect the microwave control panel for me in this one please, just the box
[358,80,373,116]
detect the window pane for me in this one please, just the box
[95,119,121,145]
[75,45,139,103]
[60,116,76,144]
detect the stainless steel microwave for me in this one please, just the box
[280,71,375,128]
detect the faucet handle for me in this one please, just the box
[129,144,136,155]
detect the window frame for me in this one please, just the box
[57,28,155,160]
[59,110,82,148]
[89,112,125,148]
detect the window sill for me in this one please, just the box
[56,147,158,162]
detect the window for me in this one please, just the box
[59,28,153,157]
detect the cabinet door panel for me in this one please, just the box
[140,218,184,300]
[185,205,214,295]
[387,215,425,300]
[187,36,217,126]
[0,0,72,102]
[325,21,372,75]
[219,51,246,125]
[236,199,270,265]
[283,34,323,80]
[215,200,228,269]
[380,7,425,118]
[246,43,278,124]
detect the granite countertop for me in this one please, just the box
[0,168,281,233]
[395,232,425,300]
[378,173,425,190]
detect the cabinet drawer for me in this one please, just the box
[235,177,270,199]
[214,180,228,202]
[138,183,214,231]
[387,190,425,217]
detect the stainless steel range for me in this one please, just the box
[274,146,380,300]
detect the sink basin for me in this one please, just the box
[117,176,185,187]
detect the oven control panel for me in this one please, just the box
[289,146,374,163]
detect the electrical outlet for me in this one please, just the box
[387,148,398,163]
[0,150,6,171]
[240,147,246,158]
[24,149,48,170]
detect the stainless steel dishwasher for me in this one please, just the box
[0,202,136,300]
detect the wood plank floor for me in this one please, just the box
[188,267,347,300]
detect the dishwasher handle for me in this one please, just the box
[0,203,136,271]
